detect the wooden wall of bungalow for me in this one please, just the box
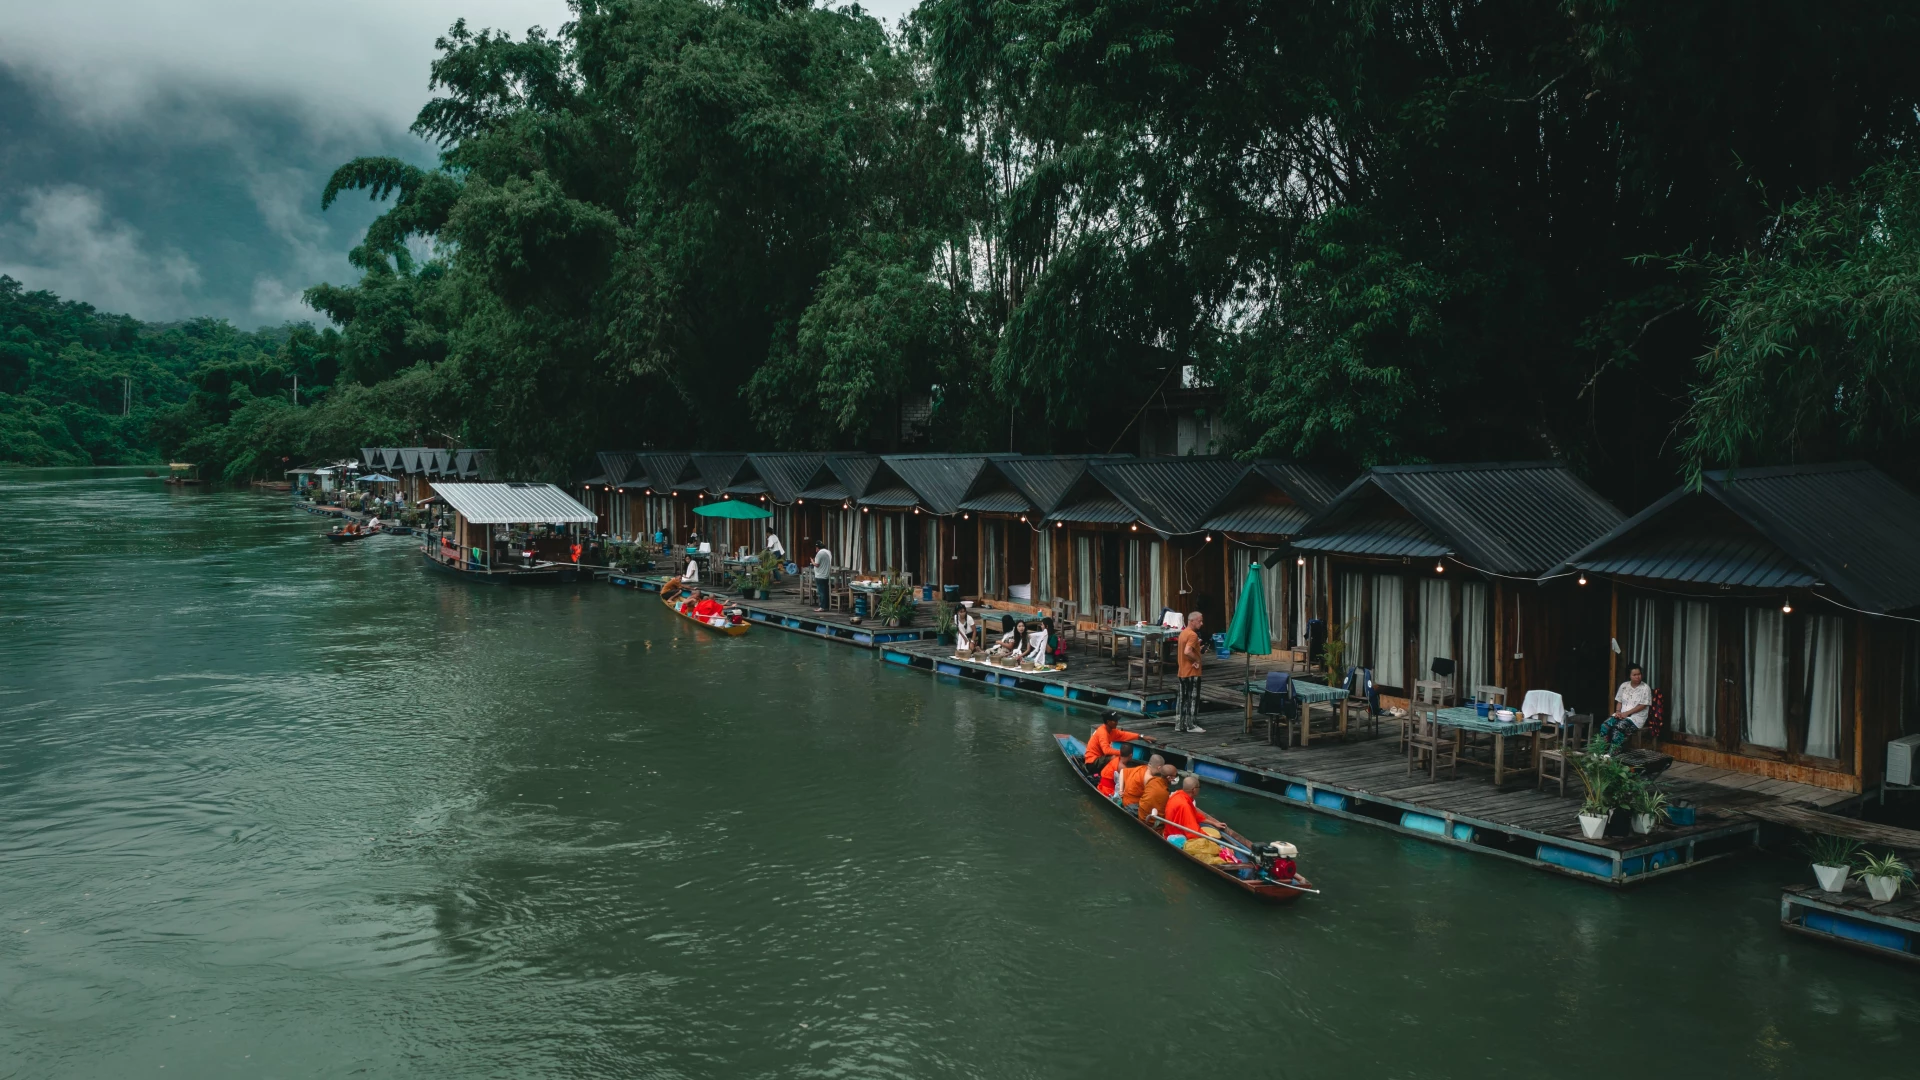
[1204,462,1347,651]
[1291,463,1625,711]
[1566,463,1920,793]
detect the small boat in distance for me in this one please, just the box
[326,524,382,543]
[161,463,201,486]
[1053,733,1312,903]
[662,594,750,636]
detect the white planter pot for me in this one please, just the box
[1631,813,1654,835]
[1578,813,1608,840]
[1812,863,1850,893]
[1865,874,1902,902]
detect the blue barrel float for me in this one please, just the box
[1803,911,1912,953]
[1192,762,1238,785]
[1400,811,1475,842]
[1536,844,1680,878]
[1282,782,1349,811]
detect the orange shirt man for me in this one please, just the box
[1083,714,1143,766]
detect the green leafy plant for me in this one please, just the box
[1568,738,1635,818]
[1629,781,1669,820]
[875,575,917,624]
[1321,616,1356,677]
[747,548,779,593]
[935,600,958,637]
[1803,834,1865,869]
[1859,850,1912,881]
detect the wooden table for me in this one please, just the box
[1435,707,1544,785]
[1290,681,1349,746]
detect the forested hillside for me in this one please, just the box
[9,0,1920,504]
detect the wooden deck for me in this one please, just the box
[1782,882,1920,964]
[883,638,1180,716]
[607,573,941,648]
[1132,723,1865,886]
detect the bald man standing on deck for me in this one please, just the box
[1174,610,1207,734]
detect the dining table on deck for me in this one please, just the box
[1252,679,1347,746]
[1433,707,1544,785]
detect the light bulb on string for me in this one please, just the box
[1577,573,1588,586]
[1782,599,1793,614]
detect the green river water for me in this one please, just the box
[1,470,1915,1079]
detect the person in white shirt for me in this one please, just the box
[1020,620,1050,668]
[683,555,700,584]
[810,543,833,611]
[1599,664,1652,750]
[953,609,977,655]
[765,529,786,558]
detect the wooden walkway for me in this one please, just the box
[883,639,1179,716]
[1131,723,1864,886]
[606,573,940,648]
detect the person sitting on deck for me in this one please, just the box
[1136,764,1173,825]
[1019,620,1051,668]
[1119,754,1160,814]
[953,609,978,656]
[1155,773,1209,840]
[988,617,1025,661]
[1083,712,1147,768]
[683,555,700,583]
[1599,664,1653,752]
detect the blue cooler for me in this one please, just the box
[922,584,935,601]
[853,594,869,618]
[1212,633,1230,659]
[942,584,961,601]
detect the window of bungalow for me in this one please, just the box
[983,522,998,596]
[1743,606,1791,750]
[1338,571,1368,671]
[1075,535,1093,612]
[1417,578,1451,690]
[1458,582,1492,693]
[1899,624,1920,737]
[1370,574,1406,687]
[1034,526,1052,603]
[1802,614,1846,759]
[1670,600,1718,738]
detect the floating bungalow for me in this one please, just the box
[1563,462,1920,794]
[1203,461,1346,652]
[423,481,599,585]
[1289,462,1624,710]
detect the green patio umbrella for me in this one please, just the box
[691,500,772,520]
[1224,560,1273,733]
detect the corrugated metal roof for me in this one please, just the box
[1252,461,1346,511]
[1565,462,1920,612]
[1047,495,1137,525]
[690,453,746,493]
[400,449,426,476]
[360,448,384,470]
[1089,458,1249,535]
[1298,462,1623,575]
[995,456,1121,513]
[958,489,1033,514]
[859,485,921,508]
[1292,516,1448,558]
[827,455,879,499]
[432,482,598,525]
[636,453,692,493]
[738,453,826,502]
[454,450,491,479]
[599,451,644,488]
[880,454,997,514]
[1205,502,1316,535]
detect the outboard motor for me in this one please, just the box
[1259,841,1299,882]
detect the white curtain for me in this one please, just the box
[1230,548,1252,628]
[1125,538,1143,618]
[1803,615,1845,759]
[1149,541,1164,619]
[1295,559,1310,647]
[1076,536,1093,611]
[1339,572,1368,670]
[1626,596,1660,689]
[1671,601,1717,737]
[983,523,997,594]
[1035,528,1051,602]
[1460,582,1491,692]
[1418,578,1452,688]
[1371,574,1406,687]
[1744,608,1788,749]
[1263,553,1283,649]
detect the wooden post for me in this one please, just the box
[1608,582,1619,705]
[1493,582,1505,688]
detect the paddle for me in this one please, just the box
[1150,813,1322,894]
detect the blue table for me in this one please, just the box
[1240,680,1348,745]
[1435,707,1543,784]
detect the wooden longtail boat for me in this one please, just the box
[663,594,750,636]
[326,526,381,543]
[1054,733,1312,903]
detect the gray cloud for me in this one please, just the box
[0,186,202,320]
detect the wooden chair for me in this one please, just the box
[1412,679,1455,708]
[1405,701,1458,780]
[828,569,854,613]
[1053,598,1079,647]
[1471,684,1507,705]
[1127,632,1165,690]
[1536,712,1593,796]
[1106,607,1133,665]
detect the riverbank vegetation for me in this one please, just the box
[6,1,1920,499]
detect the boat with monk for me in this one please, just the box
[662,593,750,636]
[1053,733,1313,903]
[326,523,382,543]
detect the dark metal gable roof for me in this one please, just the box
[985,456,1129,515]
[826,455,879,500]
[599,451,644,488]
[1566,462,1920,613]
[1298,462,1624,575]
[1089,457,1249,535]
[741,453,827,503]
[1252,461,1345,511]
[690,452,746,493]
[880,454,998,514]
[635,453,692,493]
[1202,460,1345,536]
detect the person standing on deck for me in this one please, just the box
[1136,764,1173,825]
[1083,712,1147,767]
[1174,610,1207,734]
[810,542,833,612]
[765,529,786,559]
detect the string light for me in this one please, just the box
[1296,555,1306,567]
[1435,560,1445,573]
[1577,573,1588,586]
[1782,599,1793,614]
[1055,521,1063,528]
[1130,523,1138,531]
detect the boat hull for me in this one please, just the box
[1053,734,1310,903]
[420,550,583,586]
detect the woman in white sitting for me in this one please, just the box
[1019,620,1050,668]
[954,610,977,655]
[683,555,699,583]
[987,618,1023,661]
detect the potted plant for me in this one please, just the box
[935,601,958,645]
[1321,617,1356,678]
[1568,738,1632,840]
[1804,835,1863,894]
[1629,782,1669,835]
[874,577,917,627]
[1859,850,1911,902]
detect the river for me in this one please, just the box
[1,470,1913,1078]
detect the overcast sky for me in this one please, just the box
[0,0,917,326]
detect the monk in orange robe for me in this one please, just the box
[1119,755,1160,812]
[1157,773,1207,839]
[1136,765,1172,826]
[1097,754,1127,797]
[1082,712,1147,767]
[693,595,725,618]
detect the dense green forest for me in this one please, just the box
[8,0,1920,506]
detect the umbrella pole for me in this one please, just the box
[1245,649,1253,735]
